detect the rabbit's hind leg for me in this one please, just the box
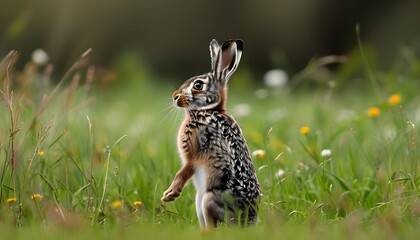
[202,190,236,228]
[195,192,206,228]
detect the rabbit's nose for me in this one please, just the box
[173,93,181,101]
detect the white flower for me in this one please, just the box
[32,49,49,65]
[232,103,251,118]
[320,149,332,158]
[255,89,268,99]
[296,162,309,174]
[275,169,285,179]
[335,109,356,122]
[383,127,396,141]
[267,108,289,122]
[328,81,336,88]
[264,69,288,88]
[252,149,266,159]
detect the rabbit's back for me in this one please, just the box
[184,109,261,210]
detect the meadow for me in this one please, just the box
[0,46,419,239]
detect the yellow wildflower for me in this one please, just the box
[367,107,380,118]
[111,200,123,209]
[31,193,43,203]
[388,94,401,106]
[7,198,17,203]
[133,201,142,207]
[38,150,45,156]
[300,126,310,135]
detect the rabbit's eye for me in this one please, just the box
[193,80,204,90]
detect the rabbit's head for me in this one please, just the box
[172,39,243,111]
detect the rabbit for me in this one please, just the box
[161,39,261,229]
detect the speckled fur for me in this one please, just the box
[161,39,261,229]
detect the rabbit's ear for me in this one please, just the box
[215,39,243,83]
[209,39,220,71]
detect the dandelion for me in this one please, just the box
[367,107,380,118]
[133,201,142,207]
[111,200,123,209]
[388,94,401,106]
[38,150,45,156]
[300,126,310,135]
[31,193,42,199]
[31,193,43,203]
[7,198,17,203]
[252,149,266,159]
[320,149,332,158]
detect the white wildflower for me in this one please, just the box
[328,81,336,88]
[383,127,396,141]
[252,149,266,159]
[335,109,356,122]
[264,69,288,88]
[275,169,285,179]
[255,89,268,99]
[267,108,289,122]
[32,49,49,65]
[296,162,309,174]
[232,103,251,118]
[320,149,332,158]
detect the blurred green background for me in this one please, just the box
[2,0,420,78]
[1,1,420,237]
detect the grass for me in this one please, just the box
[0,45,419,239]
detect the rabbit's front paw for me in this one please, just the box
[161,188,181,202]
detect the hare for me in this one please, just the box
[161,39,261,229]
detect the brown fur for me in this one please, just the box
[161,39,260,229]
[161,113,200,202]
